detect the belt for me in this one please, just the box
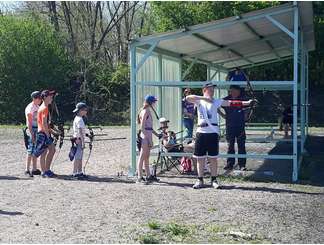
[198,123,218,128]
[145,127,153,130]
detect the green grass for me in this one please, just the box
[138,234,160,244]
[0,124,24,129]
[135,220,271,244]
[207,207,217,212]
[162,222,190,236]
[147,220,161,230]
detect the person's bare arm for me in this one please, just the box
[42,114,50,136]
[186,95,212,104]
[27,113,35,142]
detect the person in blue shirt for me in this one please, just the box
[182,88,195,140]
[219,85,248,171]
[226,67,249,96]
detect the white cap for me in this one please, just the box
[159,117,169,123]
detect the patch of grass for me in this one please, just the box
[138,234,159,244]
[207,224,227,233]
[208,207,217,212]
[162,222,189,236]
[147,220,161,230]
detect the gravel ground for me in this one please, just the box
[0,127,323,243]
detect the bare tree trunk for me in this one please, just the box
[48,1,59,32]
[62,1,77,57]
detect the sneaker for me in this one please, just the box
[211,179,220,189]
[47,170,57,177]
[239,166,247,171]
[25,170,33,177]
[223,164,234,171]
[32,169,41,175]
[193,179,204,189]
[146,175,159,182]
[42,170,55,178]
[136,177,148,185]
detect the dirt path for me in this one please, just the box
[0,127,323,243]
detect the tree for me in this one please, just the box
[0,15,73,124]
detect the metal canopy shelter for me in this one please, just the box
[129,2,315,182]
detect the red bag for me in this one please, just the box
[180,157,192,173]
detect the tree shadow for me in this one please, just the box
[219,185,323,196]
[55,174,135,184]
[0,210,24,216]
[0,176,32,181]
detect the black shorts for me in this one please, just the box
[194,132,219,158]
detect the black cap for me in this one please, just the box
[73,102,88,113]
[31,91,41,99]
[203,82,216,89]
[41,90,57,98]
[229,85,241,90]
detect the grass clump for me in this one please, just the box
[162,222,190,236]
[138,234,159,244]
[147,220,161,230]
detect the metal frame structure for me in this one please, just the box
[129,2,314,182]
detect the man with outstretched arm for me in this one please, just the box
[186,82,254,189]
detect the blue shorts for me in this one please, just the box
[27,127,38,155]
[33,132,54,158]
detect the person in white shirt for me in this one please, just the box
[72,102,88,179]
[186,82,254,189]
[24,91,42,177]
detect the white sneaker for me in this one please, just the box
[211,179,220,189]
[193,179,204,189]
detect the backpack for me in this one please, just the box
[180,157,192,173]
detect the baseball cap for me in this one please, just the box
[41,90,57,98]
[73,102,88,113]
[31,91,41,99]
[203,82,216,89]
[144,95,157,105]
[159,117,169,124]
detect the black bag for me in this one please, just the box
[136,130,142,151]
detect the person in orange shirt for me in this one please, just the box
[33,90,57,178]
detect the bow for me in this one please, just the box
[83,126,94,174]
[242,70,257,123]
[49,95,65,166]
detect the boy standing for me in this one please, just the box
[33,90,56,178]
[186,83,254,189]
[72,102,88,179]
[24,91,42,177]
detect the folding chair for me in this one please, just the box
[155,138,183,175]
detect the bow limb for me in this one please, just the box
[83,127,94,174]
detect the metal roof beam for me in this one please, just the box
[182,32,289,59]
[212,45,292,66]
[238,15,281,59]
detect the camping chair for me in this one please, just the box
[155,132,183,174]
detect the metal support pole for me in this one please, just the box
[129,46,137,176]
[179,59,183,141]
[158,54,163,117]
[300,32,305,155]
[306,52,309,135]
[292,3,299,182]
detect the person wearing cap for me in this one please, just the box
[219,85,249,172]
[182,88,195,140]
[33,90,57,178]
[24,91,42,177]
[136,95,160,184]
[186,82,254,189]
[71,102,88,179]
[159,117,180,152]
